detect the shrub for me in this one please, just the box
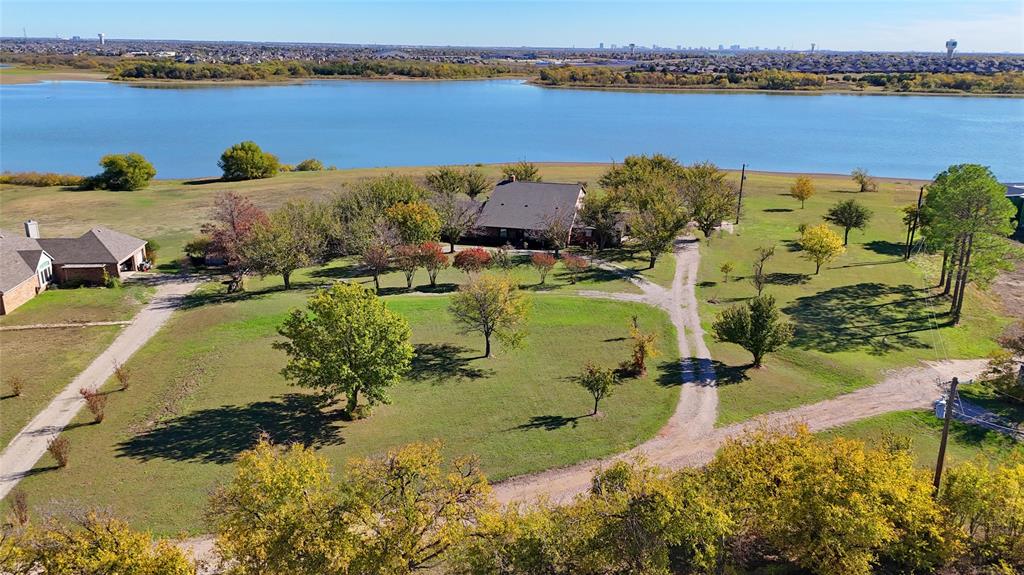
[79,388,107,424]
[295,158,325,171]
[8,488,29,527]
[531,252,556,284]
[418,242,449,287]
[720,261,735,282]
[101,268,122,289]
[562,254,589,284]
[492,244,516,270]
[143,238,160,264]
[184,236,212,266]
[86,153,157,191]
[218,141,280,181]
[47,436,70,468]
[453,247,492,275]
[0,171,85,187]
[113,360,132,391]
[7,375,24,397]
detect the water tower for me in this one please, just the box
[98,33,105,45]
[945,39,957,58]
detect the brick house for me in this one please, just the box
[0,221,147,315]
[473,180,587,248]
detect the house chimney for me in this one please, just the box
[24,220,40,239]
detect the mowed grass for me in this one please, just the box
[696,172,1012,425]
[12,289,680,535]
[823,410,1022,469]
[0,284,153,446]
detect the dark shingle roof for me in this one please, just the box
[0,232,51,293]
[476,182,584,231]
[1006,183,1024,198]
[38,227,146,265]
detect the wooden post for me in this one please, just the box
[905,185,925,260]
[734,163,746,225]
[933,377,959,495]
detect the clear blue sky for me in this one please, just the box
[3,1,1022,53]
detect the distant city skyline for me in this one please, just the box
[2,1,1022,54]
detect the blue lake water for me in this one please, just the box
[2,79,1022,180]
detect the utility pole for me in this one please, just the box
[933,377,959,495]
[734,163,746,225]
[905,185,925,260]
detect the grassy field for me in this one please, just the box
[0,285,152,446]
[694,173,1012,425]
[12,288,680,535]
[823,410,1022,469]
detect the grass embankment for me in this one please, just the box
[695,172,1012,426]
[823,410,1022,468]
[0,285,152,446]
[12,290,680,535]
[0,66,107,84]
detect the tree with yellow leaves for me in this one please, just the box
[448,274,530,357]
[789,175,815,208]
[799,223,845,274]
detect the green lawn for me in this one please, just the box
[0,284,153,446]
[695,173,1012,425]
[11,288,680,536]
[824,410,1022,469]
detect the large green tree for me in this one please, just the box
[629,194,689,268]
[501,161,541,182]
[219,141,281,181]
[242,201,331,289]
[275,283,413,413]
[824,199,873,245]
[712,294,793,367]
[448,274,529,357]
[921,164,1018,322]
[679,161,738,239]
[88,152,156,191]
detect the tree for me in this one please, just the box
[331,175,426,255]
[242,201,330,289]
[361,243,390,292]
[629,194,689,268]
[8,510,195,574]
[385,201,442,245]
[627,316,659,376]
[679,161,738,239]
[922,164,1017,322]
[851,167,878,193]
[599,154,684,197]
[575,363,619,415]
[534,213,573,256]
[453,247,491,276]
[448,274,529,357]
[462,167,491,199]
[578,193,620,250]
[750,245,775,294]
[275,282,413,414]
[208,438,349,575]
[430,178,480,252]
[790,175,815,208]
[501,161,541,182]
[201,192,269,292]
[345,442,493,574]
[294,158,324,171]
[425,166,466,197]
[87,152,156,191]
[824,199,873,245]
[393,244,422,290]
[530,252,556,284]
[940,457,1024,564]
[562,254,589,284]
[712,294,793,367]
[219,141,280,181]
[799,224,845,274]
[418,242,449,287]
[720,261,734,282]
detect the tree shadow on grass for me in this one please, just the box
[656,359,685,388]
[115,393,345,464]
[763,208,794,213]
[766,272,810,286]
[409,343,493,383]
[180,286,281,310]
[864,240,906,257]
[782,282,950,355]
[509,414,584,431]
[377,284,457,296]
[309,264,366,280]
[705,360,753,386]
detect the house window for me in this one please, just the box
[499,228,508,239]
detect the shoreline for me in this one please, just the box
[2,67,1020,97]
[526,79,1024,98]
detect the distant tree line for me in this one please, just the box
[539,66,1024,94]
[110,59,529,81]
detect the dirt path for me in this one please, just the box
[0,278,199,500]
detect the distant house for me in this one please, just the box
[474,180,587,248]
[1006,183,1024,235]
[0,221,147,315]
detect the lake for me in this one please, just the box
[2,79,1022,180]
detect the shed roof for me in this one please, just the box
[476,181,585,232]
[1006,183,1024,198]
